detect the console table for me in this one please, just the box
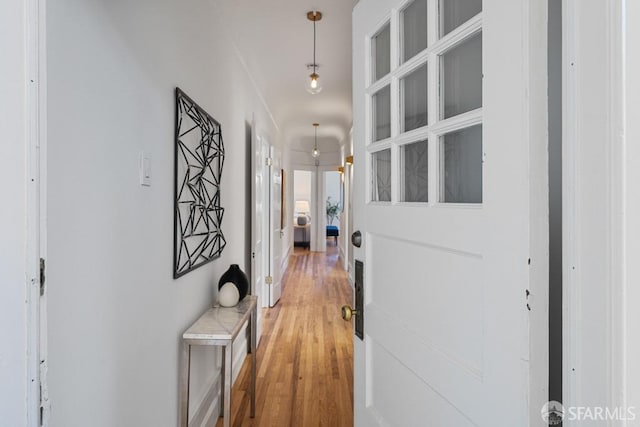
[179,295,257,427]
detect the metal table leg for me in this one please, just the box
[179,342,191,427]
[251,307,256,417]
[223,344,232,427]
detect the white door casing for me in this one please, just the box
[352,0,548,426]
[26,0,49,424]
[562,0,639,419]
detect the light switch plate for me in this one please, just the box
[139,151,151,186]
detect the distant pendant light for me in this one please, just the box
[307,10,323,95]
[312,123,320,159]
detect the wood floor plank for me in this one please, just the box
[215,245,353,427]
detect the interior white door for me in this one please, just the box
[351,0,547,426]
[251,121,265,337]
[268,146,282,307]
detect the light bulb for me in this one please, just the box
[307,73,322,94]
[312,148,320,158]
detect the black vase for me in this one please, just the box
[218,264,249,301]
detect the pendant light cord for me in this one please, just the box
[313,14,317,73]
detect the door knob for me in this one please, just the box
[351,230,362,248]
[341,305,358,321]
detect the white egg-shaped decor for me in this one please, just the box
[218,282,240,307]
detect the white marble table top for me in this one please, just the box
[183,295,257,342]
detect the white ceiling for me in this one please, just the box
[213,0,358,151]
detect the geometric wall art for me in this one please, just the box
[174,88,226,278]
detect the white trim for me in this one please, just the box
[525,0,549,421]
[367,15,392,87]
[562,0,579,413]
[432,14,482,56]
[365,3,482,208]
[563,0,629,419]
[26,0,47,425]
[608,0,626,417]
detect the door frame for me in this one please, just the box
[25,0,48,425]
[562,0,637,418]
[290,165,320,252]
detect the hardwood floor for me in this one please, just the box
[215,243,354,427]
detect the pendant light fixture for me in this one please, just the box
[307,10,323,94]
[312,123,320,159]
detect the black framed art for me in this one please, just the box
[173,88,226,278]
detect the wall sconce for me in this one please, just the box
[338,166,344,174]
[345,155,353,165]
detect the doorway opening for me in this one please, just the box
[293,170,313,250]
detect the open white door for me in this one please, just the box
[351,0,548,425]
[251,121,266,337]
[267,145,283,307]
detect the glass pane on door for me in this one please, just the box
[402,0,428,63]
[440,125,482,203]
[371,149,392,202]
[373,86,391,141]
[373,24,391,81]
[401,64,428,132]
[401,140,428,202]
[440,0,482,37]
[441,33,482,119]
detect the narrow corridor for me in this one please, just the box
[216,244,354,427]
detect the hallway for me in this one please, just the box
[216,244,354,427]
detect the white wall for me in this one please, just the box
[47,0,279,426]
[0,0,28,424]
[293,170,312,208]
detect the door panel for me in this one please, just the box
[368,234,483,374]
[367,339,477,426]
[268,146,282,307]
[251,122,265,337]
[352,0,547,425]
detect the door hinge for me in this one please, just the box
[39,258,45,296]
[265,157,273,166]
[39,360,50,426]
[265,275,273,285]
